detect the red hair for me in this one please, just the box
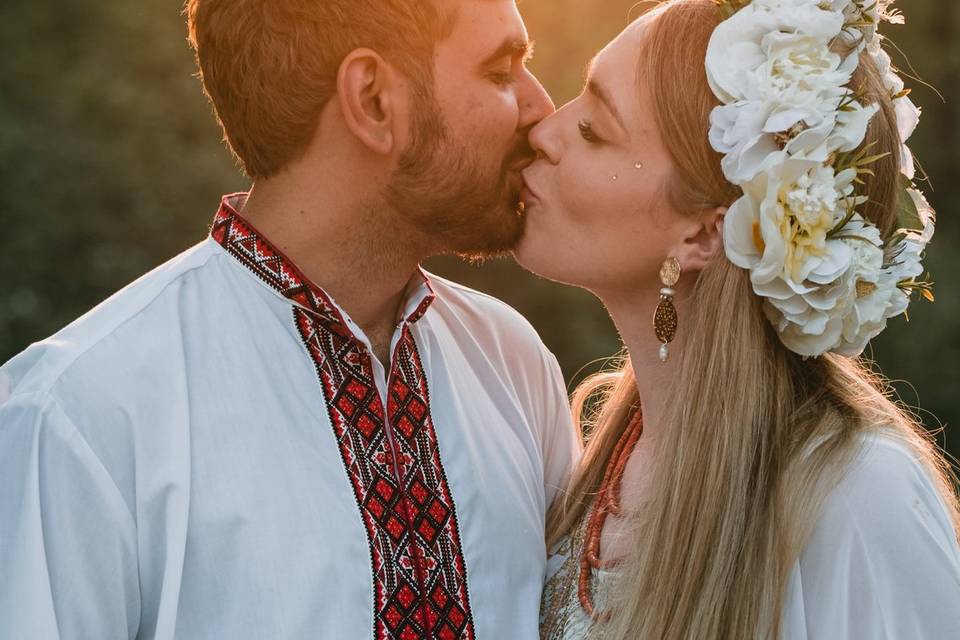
[186,0,456,178]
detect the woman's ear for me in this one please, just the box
[336,48,397,156]
[675,206,727,273]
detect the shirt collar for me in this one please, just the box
[209,192,436,335]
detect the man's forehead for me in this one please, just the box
[443,0,528,48]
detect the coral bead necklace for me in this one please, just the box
[577,409,644,621]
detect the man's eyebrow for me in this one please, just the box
[480,37,535,67]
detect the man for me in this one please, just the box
[0,1,579,638]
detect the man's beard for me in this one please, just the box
[385,91,533,260]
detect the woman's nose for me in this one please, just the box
[528,112,564,165]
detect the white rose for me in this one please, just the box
[834,210,928,357]
[706,5,773,104]
[706,0,845,104]
[725,157,856,286]
[867,38,920,176]
[908,188,936,244]
[840,217,886,309]
[880,188,935,284]
[868,38,893,83]
[710,101,783,183]
[885,234,926,284]
[763,216,880,356]
[895,97,921,178]
[758,31,848,112]
[765,301,847,357]
[708,29,867,183]
[723,170,789,285]
[752,0,847,40]
[829,100,880,154]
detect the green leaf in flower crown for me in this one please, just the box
[713,0,751,18]
[895,174,924,232]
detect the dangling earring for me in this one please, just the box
[654,257,681,362]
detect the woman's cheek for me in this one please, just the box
[557,157,611,224]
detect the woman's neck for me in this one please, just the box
[598,286,691,444]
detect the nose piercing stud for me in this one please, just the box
[635,161,644,169]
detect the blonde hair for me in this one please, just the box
[546,2,960,638]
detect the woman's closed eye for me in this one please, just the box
[578,119,602,144]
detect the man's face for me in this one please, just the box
[386,0,555,259]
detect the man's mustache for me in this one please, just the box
[504,136,537,173]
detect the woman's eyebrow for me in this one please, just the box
[587,77,629,137]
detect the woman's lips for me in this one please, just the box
[520,186,538,206]
[520,172,541,205]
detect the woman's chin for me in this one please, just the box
[514,223,569,284]
[512,218,551,277]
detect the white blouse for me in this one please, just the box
[541,433,960,639]
[0,194,580,640]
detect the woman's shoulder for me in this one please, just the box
[817,431,954,535]
[787,430,960,638]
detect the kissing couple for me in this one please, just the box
[2,0,958,638]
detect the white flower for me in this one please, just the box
[894,97,921,178]
[759,271,851,356]
[707,15,877,183]
[831,101,880,153]
[759,32,847,112]
[711,0,932,358]
[866,37,920,177]
[908,188,936,244]
[885,190,934,284]
[834,218,889,355]
[725,157,856,284]
[710,101,781,183]
[706,0,846,104]
[876,0,906,25]
[868,36,893,81]
[756,215,887,357]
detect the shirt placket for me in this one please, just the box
[352,311,436,636]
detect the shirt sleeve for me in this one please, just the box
[538,352,582,511]
[0,393,140,640]
[790,436,960,639]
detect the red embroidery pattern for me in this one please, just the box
[211,197,475,640]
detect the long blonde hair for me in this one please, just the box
[546,2,960,638]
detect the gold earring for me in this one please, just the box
[654,257,681,362]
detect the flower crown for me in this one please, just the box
[706,0,934,357]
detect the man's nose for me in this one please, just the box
[517,69,556,131]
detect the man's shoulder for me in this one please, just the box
[426,271,546,348]
[1,240,223,400]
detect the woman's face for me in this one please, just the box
[515,14,709,296]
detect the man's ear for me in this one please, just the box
[675,206,727,273]
[336,48,398,156]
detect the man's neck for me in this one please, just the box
[239,177,429,363]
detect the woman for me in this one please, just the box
[517,0,960,638]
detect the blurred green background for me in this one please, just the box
[1,1,957,458]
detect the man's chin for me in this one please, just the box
[448,202,526,262]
